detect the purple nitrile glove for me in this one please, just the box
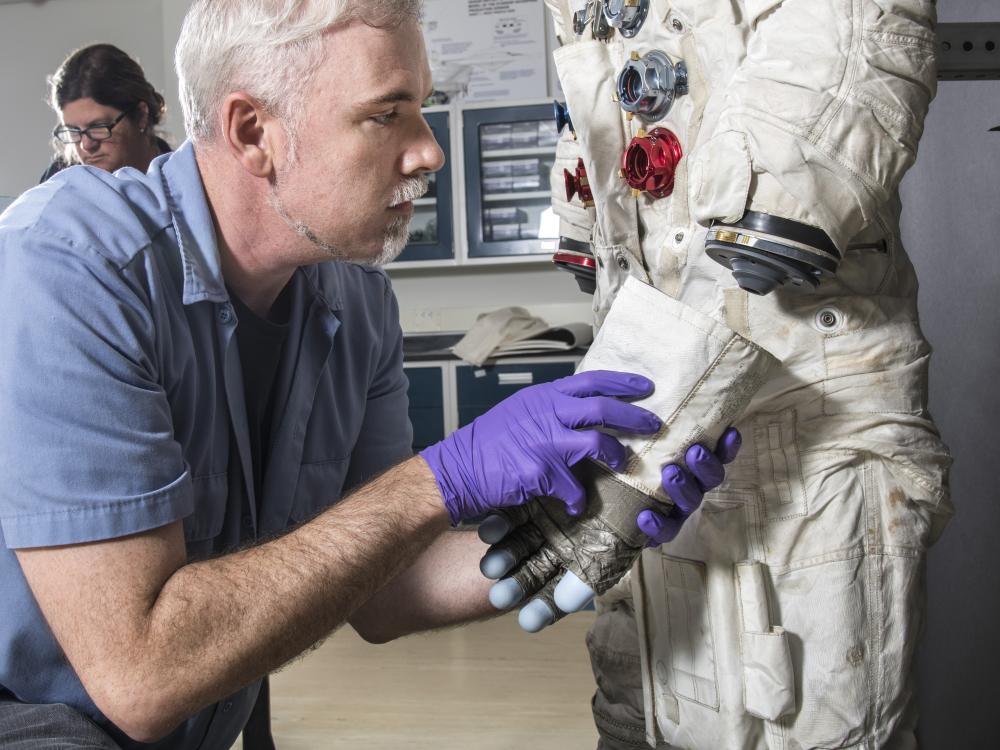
[636,427,742,546]
[420,370,660,525]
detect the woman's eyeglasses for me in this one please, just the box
[53,110,130,144]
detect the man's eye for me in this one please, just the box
[371,112,398,126]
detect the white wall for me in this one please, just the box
[0,0,176,196]
[0,0,589,331]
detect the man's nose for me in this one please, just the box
[402,118,445,176]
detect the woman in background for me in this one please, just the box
[42,43,170,182]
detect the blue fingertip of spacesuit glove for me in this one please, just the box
[479,548,517,579]
[477,513,512,544]
[553,571,595,614]
[517,599,555,633]
[489,578,525,609]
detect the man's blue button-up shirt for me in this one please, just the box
[0,141,413,749]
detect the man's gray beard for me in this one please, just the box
[267,174,428,267]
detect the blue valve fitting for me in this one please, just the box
[553,100,574,135]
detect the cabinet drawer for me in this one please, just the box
[404,366,445,450]
[456,361,577,426]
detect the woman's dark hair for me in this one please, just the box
[48,43,165,129]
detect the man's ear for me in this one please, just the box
[218,92,283,178]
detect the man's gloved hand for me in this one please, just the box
[420,370,662,525]
[478,428,741,632]
[637,427,742,546]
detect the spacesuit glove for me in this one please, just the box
[419,370,661,525]
[479,429,741,631]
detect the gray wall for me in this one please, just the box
[0,0,178,197]
[903,3,1000,747]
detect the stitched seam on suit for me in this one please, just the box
[869,551,884,743]
[726,106,886,204]
[661,556,722,711]
[809,0,863,143]
[852,90,913,130]
[763,545,866,576]
[592,716,650,747]
[746,489,768,568]
[593,711,648,734]
[591,696,649,745]
[758,410,809,522]
[628,336,740,473]
[867,29,936,51]
[863,459,882,741]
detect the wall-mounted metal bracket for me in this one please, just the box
[937,23,1000,80]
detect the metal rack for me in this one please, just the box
[937,22,1000,80]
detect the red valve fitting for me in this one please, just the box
[564,158,595,207]
[621,127,682,199]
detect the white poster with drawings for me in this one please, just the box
[422,0,548,103]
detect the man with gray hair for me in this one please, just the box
[0,2,734,748]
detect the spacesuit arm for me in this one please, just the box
[688,0,938,251]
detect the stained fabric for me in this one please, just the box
[545,1,952,748]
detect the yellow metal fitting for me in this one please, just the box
[636,128,647,138]
[625,111,634,121]
[630,50,640,61]
[630,188,642,198]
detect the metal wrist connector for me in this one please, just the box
[706,211,842,295]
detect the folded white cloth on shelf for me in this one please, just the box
[452,307,593,366]
[453,307,548,366]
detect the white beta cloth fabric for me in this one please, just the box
[545,1,952,749]
[578,277,778,508]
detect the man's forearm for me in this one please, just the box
[349,528,497,643]
[149,456,448,727]
[74,456,448,740]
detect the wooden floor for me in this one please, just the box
[256,611,600,749]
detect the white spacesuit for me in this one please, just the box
[543,1,952,747]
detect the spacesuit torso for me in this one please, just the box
[544,1,952,747]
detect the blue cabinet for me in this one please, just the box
[463,104,559,258]
[397,110,454,262]
[455,360,578,426]
[404,364,447,451]
[403,357,581,452]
